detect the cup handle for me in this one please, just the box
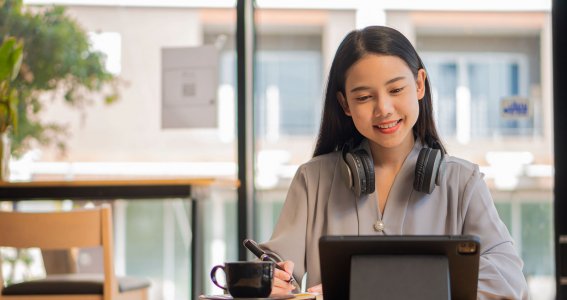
[210,265,227,290]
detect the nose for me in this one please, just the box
[373,95,394,118]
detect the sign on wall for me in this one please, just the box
[161,45,218,129]
[500,96,531,120]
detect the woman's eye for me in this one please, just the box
[355,95,371,101]
[391,87,405,94]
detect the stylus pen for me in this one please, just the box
[243,239,301,290]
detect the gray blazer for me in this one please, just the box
[261,140,528,299]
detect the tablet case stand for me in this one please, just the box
[349,255,450,300]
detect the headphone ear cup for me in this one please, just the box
[414,148,442,194]
[354,149,375,195]
[435,156,446,186]
[340,148,354,190]
[414,148,429,192]
[344,151,366,197]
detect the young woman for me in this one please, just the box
[261,26,528,299]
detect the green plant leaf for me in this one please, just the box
[0,103,8,132]
[8,88,18,132]
[10,40,23,81]
[0,38,16,81]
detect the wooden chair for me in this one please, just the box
[0,205,150,300]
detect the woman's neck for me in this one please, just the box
[369,135,415,168]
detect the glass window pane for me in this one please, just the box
[426,62,457,136]
[3,3,238,299]
[252,7,552,300]
[494,202,512,229]
[253,9,328,244]
[521,203,553,276]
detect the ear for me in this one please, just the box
[416,68,427,101]
[337,92,352,116]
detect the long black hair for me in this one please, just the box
[312,26,446,157]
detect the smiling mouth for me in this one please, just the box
[375,119,402,129]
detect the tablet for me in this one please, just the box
[319,235,480,300]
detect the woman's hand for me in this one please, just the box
[307,283,323,294]
[271,261,296,295]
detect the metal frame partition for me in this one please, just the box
[236,0,255,262]
[553,0,567,298]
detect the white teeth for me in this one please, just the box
[377,120,400,129]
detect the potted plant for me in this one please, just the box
[0,36,23,181]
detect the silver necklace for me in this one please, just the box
[374,196,385,232]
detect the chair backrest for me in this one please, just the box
[0,205,117,300]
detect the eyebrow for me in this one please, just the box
[348,76,407,93]
[349,86,372,93]
[385,76,406,85]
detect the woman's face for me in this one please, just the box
[338,54,426,151]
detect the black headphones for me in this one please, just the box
[340,141,445,197]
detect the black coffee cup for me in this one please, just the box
[210,261,274,298]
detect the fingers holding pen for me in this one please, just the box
[271,261,295,295]
[274,261,294,286]
[280,261,294,279]
[307,283,323,294]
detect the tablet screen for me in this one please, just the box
[319,235,480,300]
